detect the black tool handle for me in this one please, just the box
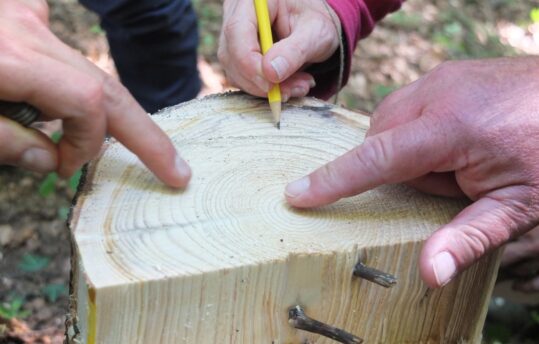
[0,100,39,127]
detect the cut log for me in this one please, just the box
[67,92,500,344]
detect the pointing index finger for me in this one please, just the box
[285,115,461,208]
[101,78,191,188]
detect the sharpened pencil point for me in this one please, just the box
[270,101,281,129]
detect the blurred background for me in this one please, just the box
[1,0,538,342]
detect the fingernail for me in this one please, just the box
[431,251,457,287]
[254,76,270,93]
[290,87,307,98]
[20,148,56,173]
[175,154,192,184]
[309,78,316,88]
[270,56,289,80]
[285,176,311,198]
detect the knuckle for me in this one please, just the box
[294,43,308,64]
[486,189,539,233]
[0,34,27,66]
[101,74,127,112]
[236,53,255,72]
[317,20,338,52]
[454,224,495,262]
[79,78,105,115]
[356,136,392,181]
[13,6,46,30]
[222,19,241,41]
[30,0,49,23]
[318,162,340,190]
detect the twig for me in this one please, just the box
[353,261,397,288]
[288,305,363,344]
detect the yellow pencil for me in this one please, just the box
[254,0,282,129]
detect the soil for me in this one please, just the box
[0,167,73,344]
[1,0,538,343]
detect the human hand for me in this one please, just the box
[500,225,539,293]
[284,57,539,288]
[218,0,340,100]
[0,0,191,187]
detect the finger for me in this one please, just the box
[226,70,269,98]
[2,0,49,26]
[219,8,269,94]
[262,19,338,84]
[279,72,316,100]
[0,116,57,173]
[509,258,539,278]
[513,276,539,293]
[405,172,464,198]
[368,79,423,136]
[419,186,537,288]
[2,53,189,187]
[229,70,316,101]
[101,78,191,188]
[501,228,539,266]
[285,115,460,208]
[1,53,109,176]
[57,114,106,177]
[501,238,539,267]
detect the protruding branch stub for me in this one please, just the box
[288,305,363,344]
[353,261,397,288]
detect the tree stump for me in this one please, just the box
[67,93,500,343]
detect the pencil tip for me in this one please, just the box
[269,102,281,130]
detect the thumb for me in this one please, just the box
[262,23,337,83]
[419,186,537,288]
[0,117,57,173]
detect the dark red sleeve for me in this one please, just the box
[308,0,403,99]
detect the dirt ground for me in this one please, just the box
[1,0,538,343]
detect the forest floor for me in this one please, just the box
[1,0,538,343]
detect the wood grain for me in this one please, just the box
[67,93,500,344]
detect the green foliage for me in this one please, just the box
[530,8,539,24]
[90,24,105,35]
[386,11,424,29]
[433,9,512,59]
[484,322,512,343]
[341,93,360,110]
[38,172,59,198]
[69,169,82,192]
[18,253,50,273]
[203,33,216,50]
[50,131,62,144]
[373,84,398,99]
[0,297,30,320]
[38,169,81,199]
[38,131,62,198]
[58,206,70,221]
[192,0,222,57]
[42,284,68,303]
[531,310,539,324]
[38,131,82,200]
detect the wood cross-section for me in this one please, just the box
[67,93,500,344]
